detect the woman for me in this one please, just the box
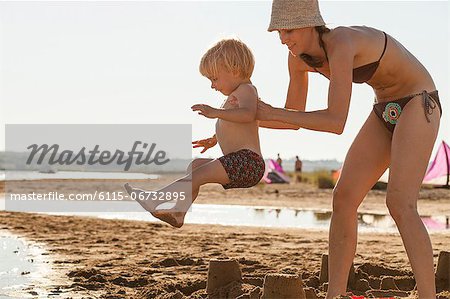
[257,0,441,298]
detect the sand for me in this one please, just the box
[1,180,450,298]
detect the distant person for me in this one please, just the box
[276,153,282,167]
[295,155,302,182]
[124,38,265,228]
[257,0,441,297]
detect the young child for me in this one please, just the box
[124,38,264,228]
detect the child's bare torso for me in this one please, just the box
[215,86,261,156]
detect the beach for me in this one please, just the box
[1,180,450,298]
[1,0,449,298]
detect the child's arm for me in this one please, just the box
[214,84,256,122]
[191,85,257,123]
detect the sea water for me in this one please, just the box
[0,231,51,298]
[2,195,448,233]
[39,202,450,233]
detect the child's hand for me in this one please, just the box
[192,135,217,153]
[191,104,218,119]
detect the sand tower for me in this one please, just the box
[206,259,242,294]
[261,273,306,299]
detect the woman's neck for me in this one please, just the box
[300,28,331,68]
[310,28,330,61]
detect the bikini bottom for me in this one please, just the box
[373,90,442,133]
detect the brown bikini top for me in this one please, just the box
[313,31,388,84]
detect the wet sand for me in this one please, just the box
[1,180,450,298]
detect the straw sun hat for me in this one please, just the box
[268,0,325,32]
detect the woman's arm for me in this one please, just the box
[262,35,354,135]
[191,84,257,123]
[258,54,308,130]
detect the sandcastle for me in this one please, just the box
[206,259,308,299]
[261,273,306,299]
[203,251,450,298]
[206,259,242,295]
[436,251,450,289]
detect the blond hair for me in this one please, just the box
[199,38,255,80]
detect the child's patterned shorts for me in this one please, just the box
[218,149,265,189]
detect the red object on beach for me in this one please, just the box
[351,297,395,299]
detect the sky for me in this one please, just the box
[0,1,448,162]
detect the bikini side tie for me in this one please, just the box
[422,90,437,123]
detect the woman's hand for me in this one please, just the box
[256,99,275,121]
[192,135,217,153]
[191,104,218,119]
[226,95,239,108]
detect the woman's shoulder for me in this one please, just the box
[319,28,355,63]
[326,26,355,48]
[332,25,380,35]
[326,26,383,56]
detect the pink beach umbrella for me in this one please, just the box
[423,140,450,188]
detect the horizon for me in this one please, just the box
[0,1,448,161]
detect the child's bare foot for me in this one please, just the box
[124,183,187,228]
[150,210,186,228]
[124,183,161,212]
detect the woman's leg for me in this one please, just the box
[326,112,391,298]
[387,97,440,298]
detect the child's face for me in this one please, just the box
[208,67,243,96]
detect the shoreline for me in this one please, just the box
[0,230,62,298]
[5,203,447,234]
